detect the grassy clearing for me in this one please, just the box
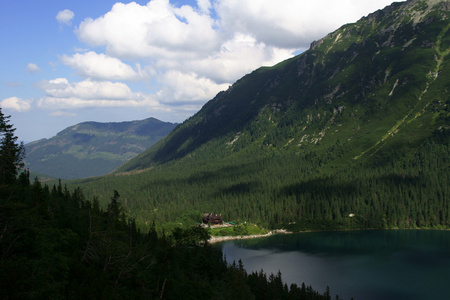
[208,223,268,237]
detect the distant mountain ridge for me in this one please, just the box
[117,0,450,173]
[25,117,176,179]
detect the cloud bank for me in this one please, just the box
[36,78,158,111]
[60,51,148,81]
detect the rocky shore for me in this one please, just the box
[208,229,290,244]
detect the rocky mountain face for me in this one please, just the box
[25,118,176,179]
[117,0,449,173]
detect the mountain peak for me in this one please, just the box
[117,0,449,172]
[25,117,176,179]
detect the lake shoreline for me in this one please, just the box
[208,227,450,244]
[208,229,293,244]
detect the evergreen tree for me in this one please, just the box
[0,107,25,185]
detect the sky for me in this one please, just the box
[0,0,404,143]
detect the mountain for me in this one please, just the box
[25,118,176,179]
[118,0,450,173]
[76,0,449,231]
[5,1,449,298]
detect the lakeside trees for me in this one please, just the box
[0,110,338,299]
[0,169,339,299]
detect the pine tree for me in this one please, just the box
[0,107,25,185]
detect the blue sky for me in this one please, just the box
[0,0,402,143]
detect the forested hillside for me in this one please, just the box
[1,107,338,299]
[74,130,449,232]
[68,0,450,232]
[25,117,176,179]
[1,176,342,299]
[4,0,450,298]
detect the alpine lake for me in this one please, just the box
[217,230,450,300]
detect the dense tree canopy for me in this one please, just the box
[0,110,340,299]
[0,169,339,299]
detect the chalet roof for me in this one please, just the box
[203,213,223,224]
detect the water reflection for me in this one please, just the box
[220,230,450,300]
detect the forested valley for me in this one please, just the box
[2,0,450,298]
[3,131,447,299]
[0,107,339,299]
[71,127,449,233]
[0,176,340,299]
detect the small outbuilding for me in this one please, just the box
[203,213,223,225]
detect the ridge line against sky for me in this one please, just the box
[0,0,403,142]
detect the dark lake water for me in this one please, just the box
[219,230,450,300]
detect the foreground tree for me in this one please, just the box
[0,107,25,185]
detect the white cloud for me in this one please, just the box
[183,33,294,83]
[27,63,40,73]
[75,0,401,59]
[76,0,219,59]
[60,51,148,80]
[56,9,74,26]
[73,0,401,86]
[157,71,229,104]
[36,78,160,110]
[197,0,212,14]
[1,97,33,112]
[215,0,402,49]
[34,76,220,118]
[38,78,135,100]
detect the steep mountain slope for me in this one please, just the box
[25,118,176,179]
[118,0,449,173]
[74,0,449,231]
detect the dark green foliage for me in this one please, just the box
[0,110,336,299]
[74,130,449,232]
[247,270,337,300]
[0,113,336,297]
[0,107,25,185]
[0,178,338,299]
